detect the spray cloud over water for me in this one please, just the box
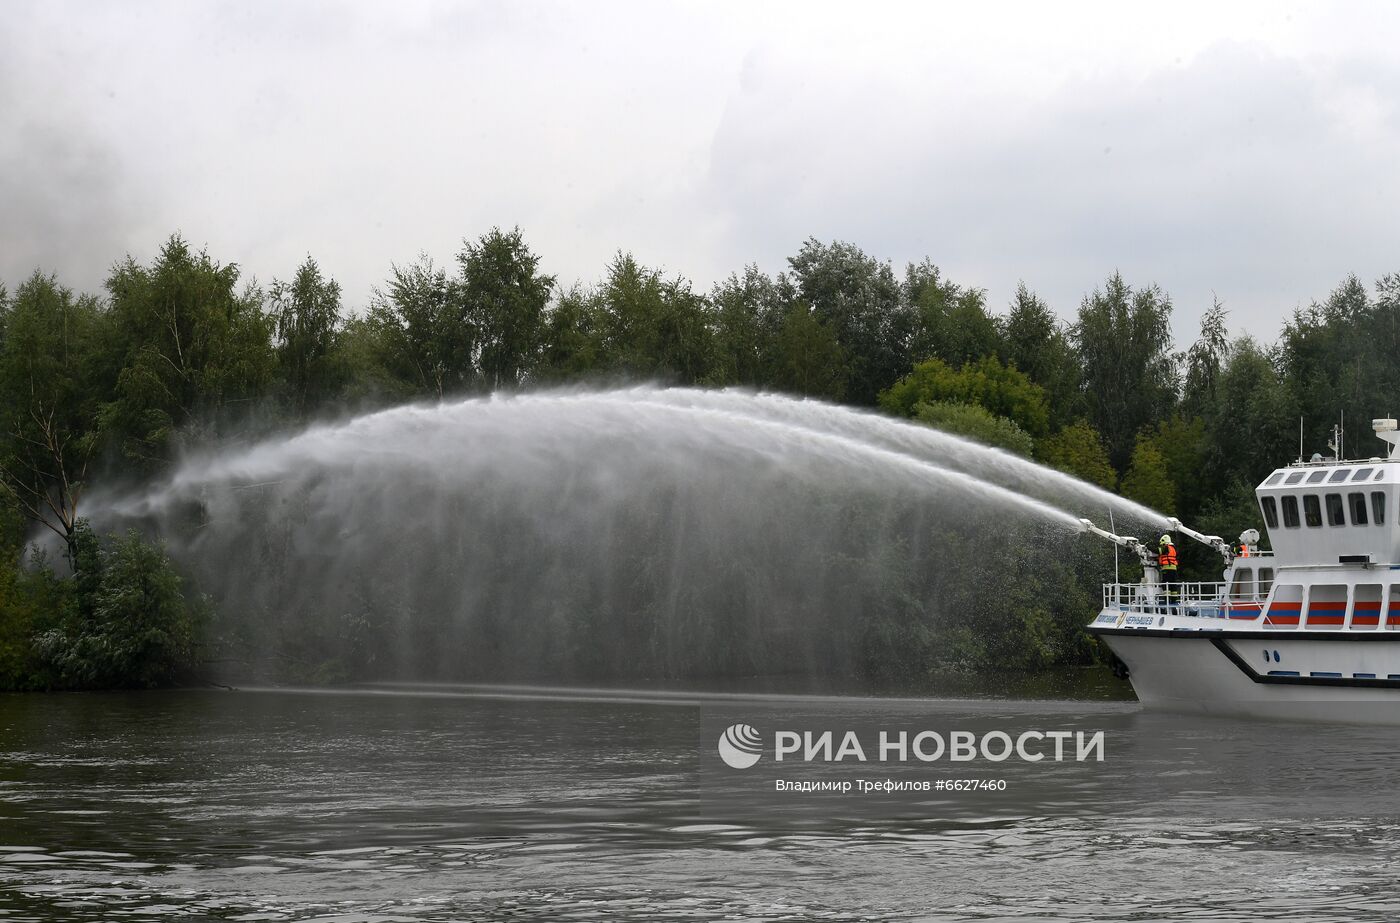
[92,387,1144,684]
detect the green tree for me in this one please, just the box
[536,286,601,381]
[903,259,1002,367]
[270,256,344,418]
[102,236,275,469]
[913,401,1034,456]
[1073,273,1178,470]
[366,255,473,399]
[1183,297,1229,418]
[329,315,411,406]
[33,523,203,689]
[1004,283,1080,427]
[879,356,1050,436]
[770,303,847,399]
[457,227,555,390]
[1196,478,1268,555]
[1279,275,1400,457]
[1142,415,1207,518]
[0,547,65,690]
[1202,337,1297,489]
[1035,421,1116,490]
[1120,436,1176,515]
[0,273,111,554]
[708,266,784,386]
[591,253,713,383]
[787,239,908,404]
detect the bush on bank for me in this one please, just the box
[0,521,202,690]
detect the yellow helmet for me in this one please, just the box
[1160,534,1173,545]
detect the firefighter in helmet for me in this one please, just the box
[1158,533,1179,607]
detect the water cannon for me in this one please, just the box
[1078,518,1158,569]
[1167,516,1233,567]
[1238,528,1260,556]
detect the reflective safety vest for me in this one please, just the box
[1159,543,1178,570]
[1239,544,1250,558]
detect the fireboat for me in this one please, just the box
[1084,418,1400,723]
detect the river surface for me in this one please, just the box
[2,681,1399,921]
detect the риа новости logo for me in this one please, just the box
[717,723,764,768]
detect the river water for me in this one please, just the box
[2,681,1399,921]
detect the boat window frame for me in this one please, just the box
[1261,496,1279,529]
[1353,467,1375,481]
[1258,568,1275,596]
[1372,490,1386,525]
[1266,472,1285,485]
[1327,469,1349,483]
[1349,491,1369,525]
[1305,494,1324,527]
[1354,583,1383,630]
[1286,472,1305,485]
[1282,495,1300,528]
[1311,470,1331,484]
[1324,493,1345,526]
[1230,567,1254,601]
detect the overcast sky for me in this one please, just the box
[5,1,1400,344]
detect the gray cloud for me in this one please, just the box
[5,1,1400,348]
[0,6,155,291]
[705,39,1400,341]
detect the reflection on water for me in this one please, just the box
[1,683,1399,921]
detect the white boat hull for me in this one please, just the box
[1093,619,1400,724]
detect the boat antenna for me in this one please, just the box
[1299,416,1304,463]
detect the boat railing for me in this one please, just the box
[1102,581,1237,615]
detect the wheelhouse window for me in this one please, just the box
[1310,470,1330,484]
[1286,472,1305,485]
[1261,496,1279,529]
[1350,492,1369,525]
[1258,568,1274,595]
[1353,467,1375,481]
[1327,469,1349,483]
[1325,493,1345,526]
[1282,495,1300,527]
[1372,491,1386,525]
[1305,494,1324,527]
[1266,472,1285,485]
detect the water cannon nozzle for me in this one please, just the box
[1077,517,1095,532]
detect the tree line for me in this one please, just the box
[2,228,1398,688]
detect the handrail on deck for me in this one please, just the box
[1101,580,1271,614]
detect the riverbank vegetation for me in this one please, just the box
[2,230,1398,688]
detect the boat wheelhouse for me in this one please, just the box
[1085,418,1400,723]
